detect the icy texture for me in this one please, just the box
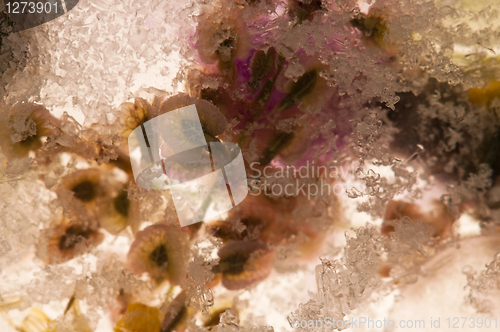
[2,0,500,331]
[464,252,500,313]
[388,235,500,332]
[182,237,220,316]
[1,0,194,124]
[289,221,437,329]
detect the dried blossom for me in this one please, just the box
[118,98,158,139]
[382,199,456,238]
[37,218,104,264]
[195,1,252,78]
[350,10,398,58]
[59,168,104,205]
[127,223,189,285]
[210,190,338,261]
[214,240,274,290]
[0,102,59,160]
[99,185,139,235]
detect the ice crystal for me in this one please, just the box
[463,252,500,313]
[182,237,220,316]
[290,220,438,329]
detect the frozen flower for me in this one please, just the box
[127,223,189,285]
[258,125,321,165]
[275,56,333,113]
[195,1,252,78]
[206,217,266,243]
[247,48,279,93]
[57,168,139,236]
[38,218,104,264]
[350,7,398,58]
[119,97,158,139]
[382,199,455,238]
[58,168,106,209]
[206,194,282,244]
[99,185,139,235]
[0,102,59,160]
[213,240,274,290]
[241,55,337,165]
[114,303,161,332]
[211,190,338,260]
[190,25,344,165]
[110,97,160,174]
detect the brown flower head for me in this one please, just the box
[209,186,339,260]
[382,199,456,238]
[0,102,59,159]
[351,5,399,58]
[206,194,285,244]
[195,2,252,73]
[127,223,189,285]
[58,168,105,208]
[210,193,308,244]
[112,96,160,174]
[214,240,274,290]
[276,57,332,113]
[119,97,158,139]
[38,218,104,264]
[99,184,139,235]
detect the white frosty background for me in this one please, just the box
[1,0,499,331]
[5,0,196,125]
